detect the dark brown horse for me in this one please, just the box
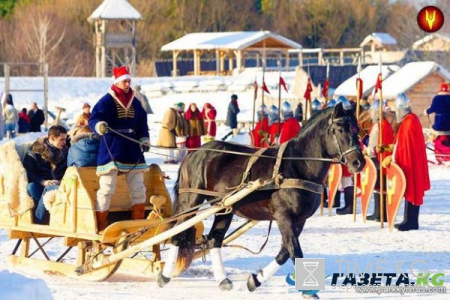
[158,103,365,295]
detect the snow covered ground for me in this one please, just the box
[1,74,449,299]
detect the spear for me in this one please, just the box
[377,52,385,229]
[252,73,258,131]
[278,61,282,138]
[353,56,362,222]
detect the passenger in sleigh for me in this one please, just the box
[250,105,270,148]
[67,126,100,167]
[23,125,68,225]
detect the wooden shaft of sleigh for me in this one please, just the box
[91,179,264,270]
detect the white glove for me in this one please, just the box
[95,121,108,135]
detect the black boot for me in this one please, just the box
[324,190,340,208]
[376,194,387,222]
[336,187,353,215]
[396,201,420,231]
[366,193,380,221]
[394,201,409,229]
[221,131,233,141]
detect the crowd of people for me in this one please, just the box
[4,65,446,234]
[1,94,45,138]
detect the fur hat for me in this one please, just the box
[113,66,132,84]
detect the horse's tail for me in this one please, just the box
[171,157,196,277]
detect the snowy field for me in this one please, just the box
[1,74,450,299]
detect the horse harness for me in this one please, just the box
[178,142,324,197]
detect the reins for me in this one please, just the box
[105,126,341,163]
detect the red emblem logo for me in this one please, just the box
[417,6,444,33]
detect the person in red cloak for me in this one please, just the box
[279,101,301,144]
[381,93,430,231]
[202,102,217,142]
[365,99,395,222]
[268,105,281,145]
[184,103,206,151]
[250,105,270,148]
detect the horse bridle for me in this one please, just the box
[328,116,362,164]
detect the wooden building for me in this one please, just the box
[160,31,302,77]
[381,61,450,127]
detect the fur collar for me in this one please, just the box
[31,137,67,165]
[71,132,100,144]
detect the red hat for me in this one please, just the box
[440,83,449,92]
[113,66,132,84]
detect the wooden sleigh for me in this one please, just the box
[0,141,258,282]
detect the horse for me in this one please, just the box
[157,103,366,294]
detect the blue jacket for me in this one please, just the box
[88,89,149,175]
[427,93,450,132]
[225,100,240,129]
[67,133,100,167]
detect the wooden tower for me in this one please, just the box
[88,0,142,77]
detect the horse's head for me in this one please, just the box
[326,103,365,173]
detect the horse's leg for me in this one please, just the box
[158,192,204,287]
[247,218,306,292]
[206,213,234,290]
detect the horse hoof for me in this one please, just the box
[302,292,320,299]
[219,278,233,291]
[247,273,261,292]
[157,271,171,287]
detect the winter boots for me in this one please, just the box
[336,187,354,215]
[323,190,341,208]
[131,203,146,220]
[366,193,387,222]
[96,211,109,233]
[395,201,420,231]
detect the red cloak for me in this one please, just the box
[279,118,301,144]
[269,122,281,145]
[251,119,270,148]
[394,114,430,205]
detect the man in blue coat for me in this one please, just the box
[426,83,450,133]
[89,66,150,232]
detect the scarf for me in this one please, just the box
[111,84,133,107]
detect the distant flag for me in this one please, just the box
[322,78,329,98]
[279,76,288,93]
[373,53,382,95]
[304,78,313,101]
[262,80,270,94]
[322,62,329,98]
[356,78,363,100]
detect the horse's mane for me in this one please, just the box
[300,108,333,131]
